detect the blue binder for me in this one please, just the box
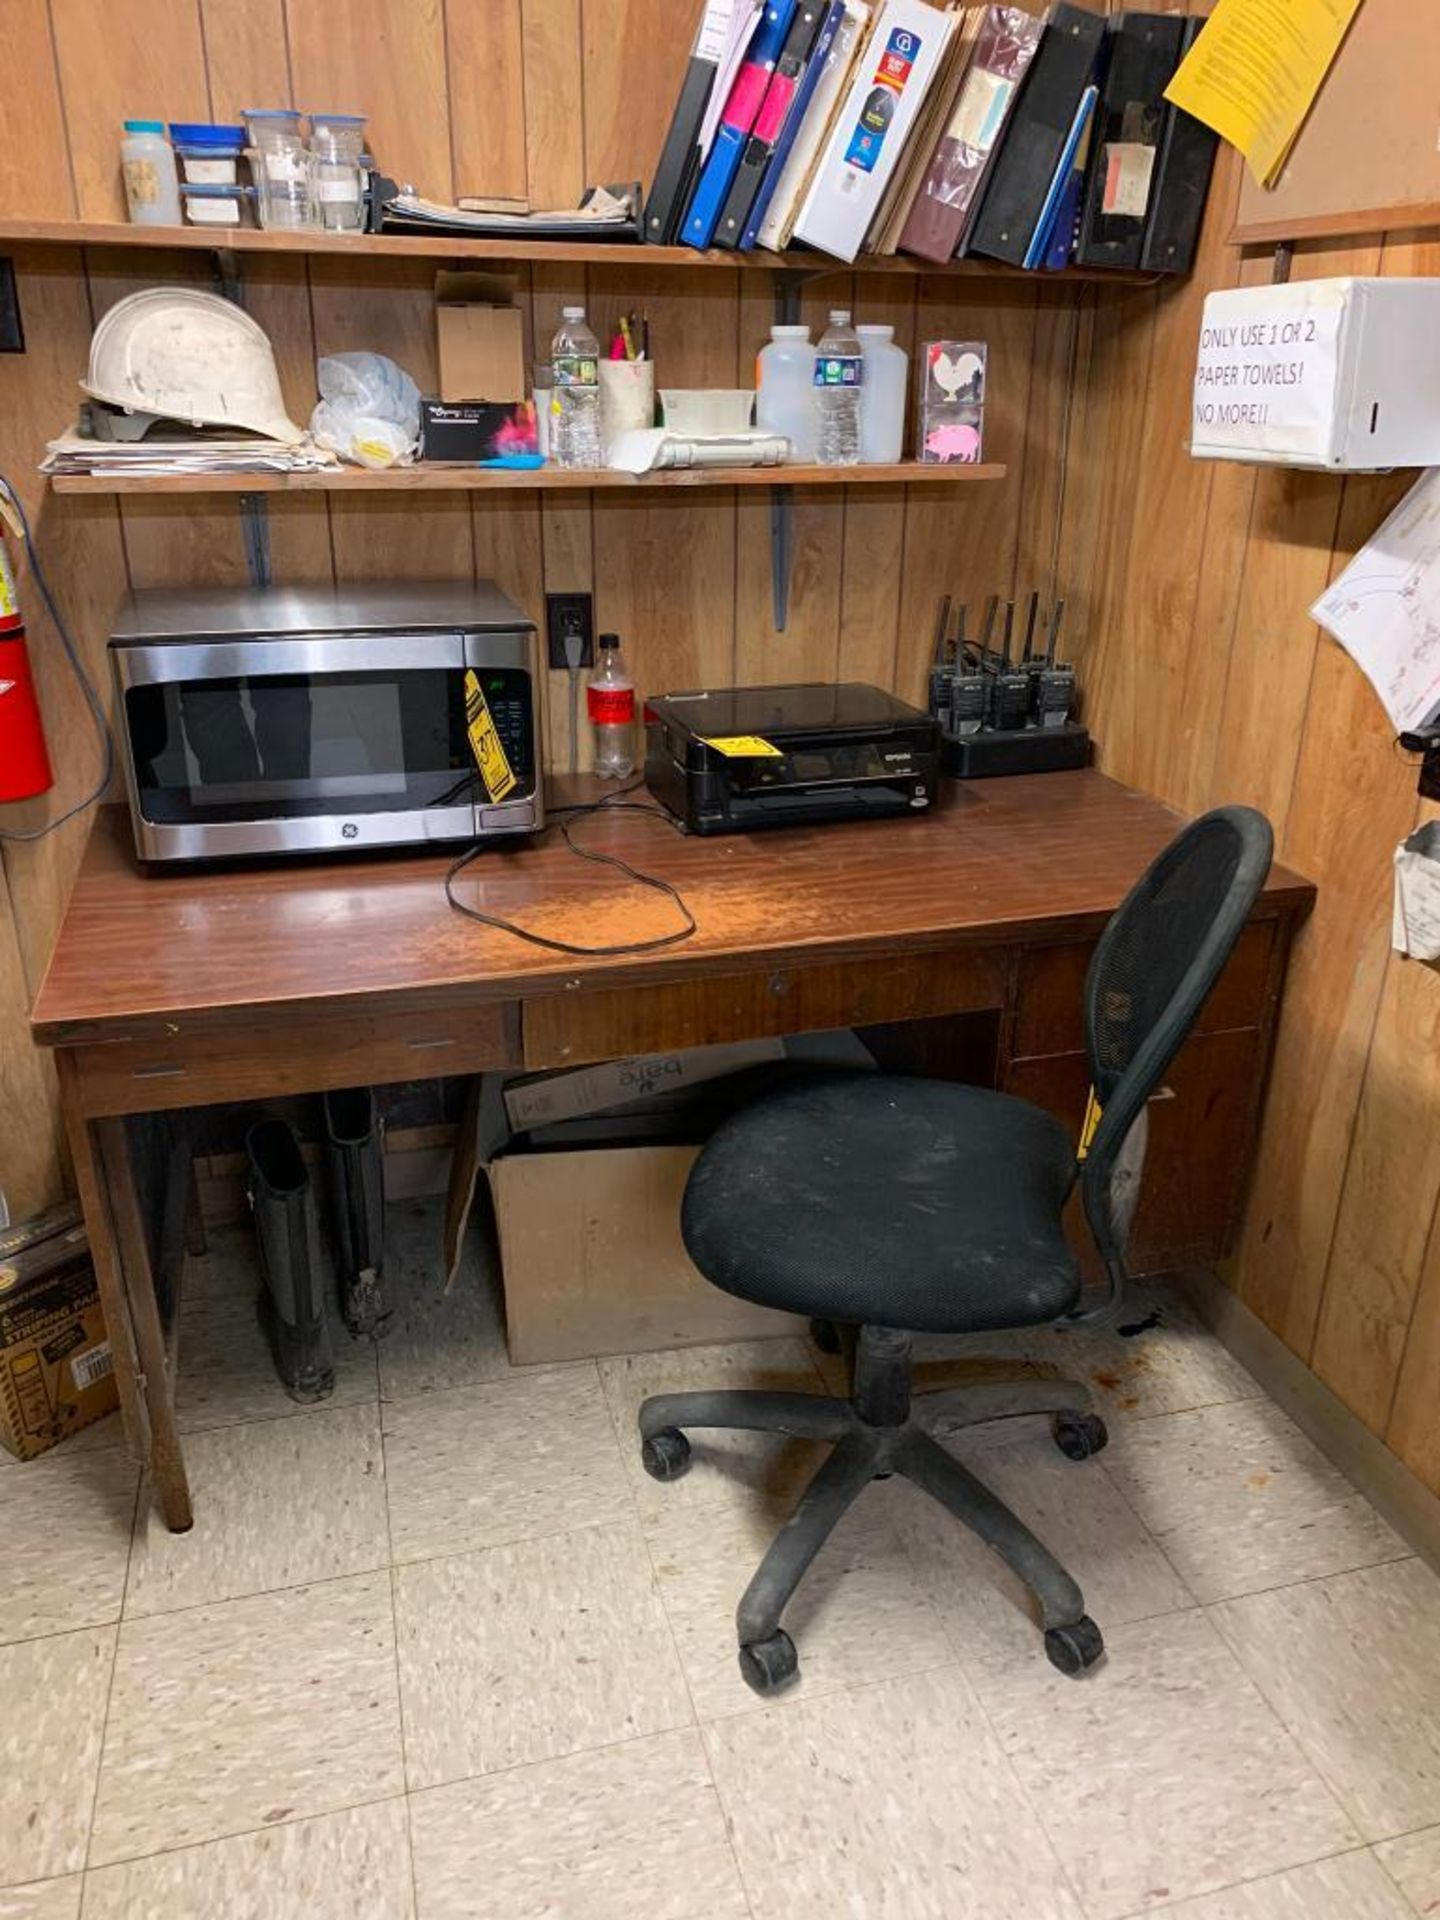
[682,0,798,250]
[738,0,846,250]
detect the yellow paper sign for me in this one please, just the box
[464,669,517,801]
[702,735,783,758]
[1164,0,1364,189]
[1077,1086,1103,1162]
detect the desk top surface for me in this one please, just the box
[31,772,1314,1043]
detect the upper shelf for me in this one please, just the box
[0,218,1160,285]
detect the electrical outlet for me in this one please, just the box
[0,260,23,354]
[546,592,594,669]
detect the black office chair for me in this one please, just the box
[638,807,1274,1695]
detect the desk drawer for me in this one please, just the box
[65,1003,522,1117]
[523,948,1009,1069]
[1011,920,1275,1060]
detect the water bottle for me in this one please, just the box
[814,310,862,467]
[550,306,603,470]
[588,632,636,779]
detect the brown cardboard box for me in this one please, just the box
[490,1144,804,1365]
[0,1204,118,1460]
[434,270,525,402]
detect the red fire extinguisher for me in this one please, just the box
[0,519,54,805]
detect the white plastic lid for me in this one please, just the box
[856,324,895,340]
[771,324,810,338]
[561,306,586,320]
[828,309,852,325]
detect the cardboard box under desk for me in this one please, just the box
[490,1144,804,1365]
[0,1204,118,1460]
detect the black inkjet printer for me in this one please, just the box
[644,683,941,835]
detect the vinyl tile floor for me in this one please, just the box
[3,1195,1439,1919]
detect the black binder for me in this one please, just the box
[646,25,729,245]
[965,3,1108,268]
[712,0,828,251]
[1139,16,1220,275]
[1074,12,1184,271]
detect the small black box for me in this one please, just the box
[419,398,538,463]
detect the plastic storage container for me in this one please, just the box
[244,109,318,230]
[179,183,251,227]
[856,324,908,464]
[310,113,367,232]
[660,390,753,435]
[170,123,245,184]
[120,121,181,226]
[755,325,817,463]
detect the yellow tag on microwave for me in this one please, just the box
[702,735,783,758]
[464,670,517,802]
[1077,1085,1103,1162]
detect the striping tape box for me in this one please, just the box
[0,1202,118,1461]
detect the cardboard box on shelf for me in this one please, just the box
[0,1203,118,1461]
[434,270,526,402]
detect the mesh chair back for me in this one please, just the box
[1081,806,1274,1273]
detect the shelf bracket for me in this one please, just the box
[211,247,244,307]
[768,273,813,633]
[239,493,272,588]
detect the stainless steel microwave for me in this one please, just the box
[110,582,544,864]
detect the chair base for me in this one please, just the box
[638,1326,1109,1697]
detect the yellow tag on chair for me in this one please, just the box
[1077,1085,1103,1161]
[464,670,517,802]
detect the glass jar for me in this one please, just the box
[242,109,318,230]
[309,114,367,233]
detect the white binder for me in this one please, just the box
[793,0,954,262]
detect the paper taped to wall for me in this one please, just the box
[1311,468,1440,735]
[1394,823,1440,962]
[1164,0,1364,189]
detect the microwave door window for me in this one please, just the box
[126,669,490,824]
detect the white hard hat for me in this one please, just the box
[81,289,304,442]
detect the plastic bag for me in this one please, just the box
[309,352,420,468]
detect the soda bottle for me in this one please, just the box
[588,632,636,778]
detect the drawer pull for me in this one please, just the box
[131,1065,187,1081]
[407,1037,457,1052]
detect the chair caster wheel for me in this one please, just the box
[1045,1616,1105,1677]
[739,1630,799,1697]
[809,1317,842,1355]
[641,1429,692,1481]
[1052,1411,1108,1461]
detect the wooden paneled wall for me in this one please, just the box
[0,0,1118,1219]
[1080,145,1440,1497]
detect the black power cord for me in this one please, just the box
[0,475,115,844]
[444,781,698,957]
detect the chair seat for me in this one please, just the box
[681,1073,1082,1334]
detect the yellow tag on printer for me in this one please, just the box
[464,670,518,801]
[702,735,783,758]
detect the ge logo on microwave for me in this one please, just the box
[341,822,359,839]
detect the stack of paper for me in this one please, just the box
[382,185,640,239]
[41,430,339,479]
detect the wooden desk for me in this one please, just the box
[30,772,1314,1529]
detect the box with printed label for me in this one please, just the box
[0,1203,117,1461]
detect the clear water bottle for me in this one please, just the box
[814,309,863,467]
[550,306,603,470]
[588,632,636,778]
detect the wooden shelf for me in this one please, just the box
[0,218,1159,285]
[48,460,1008,497]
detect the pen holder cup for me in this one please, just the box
[599,361,655,453]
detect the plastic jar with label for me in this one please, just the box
[121,121,182,226]
[310,114,367,232]
[243,109,318,230]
